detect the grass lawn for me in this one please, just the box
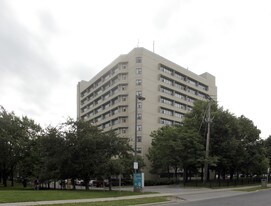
[41,197,169,206]
[0,189,153,203]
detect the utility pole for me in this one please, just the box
[203,100,211,184]
[134,95,145,192]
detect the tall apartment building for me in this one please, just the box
[77,47,217,179]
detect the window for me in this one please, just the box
[103,112,110,119]
[175,82,186,90]
[187,106,193,111]
[136,68,142,75]
[187,97,195,103]
[112,119,119,125]
[97,116,102,121]
[104,103,110,109]
[175,92,186,100]
[111,97,118,105]
[136,147,142,154]
[187,78,197,86]
[160,77,173,85]
[160,66,173,75]
[137,125,142,131]
[121,117,127,123]
[104,122,111,128]
[160,97,173,105]
[136,57,142,63]
[175,72,185,81]
[103,73,110,81]
[122,96,127,101]
[199,84,208,91]
[111,87,119,95]
[136,79,142,85]
[136,91,142,96]
[137,136,142,142]
[104,83,110,90]
[175,112,184,119]
[137,113,142,120]
[104,92,110,99]
[160,108,173,116]
[160,87,173,95]
[122,74,127,80]
[175,102,186,110]
[198,92,206,99]
[97,107,102,113]
[112,108,119,115]
[137,102,142,108]
[121,106,127,112]
[187,88,196,95]
[160,118,173,125]
[121,85,126,90]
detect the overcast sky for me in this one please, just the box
[1,0,271,138]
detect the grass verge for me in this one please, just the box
[0,189,153,203]
[40,197,169,206]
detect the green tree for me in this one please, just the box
[15,116,41,187]
[264,135,271,171]
[36,126,65,188]
[95,130,134,190]
[0,106,40,187]
[148,125,203,182]
[64,120,134,190]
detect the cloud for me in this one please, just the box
[38,10,59,34]
[0,1,60,116]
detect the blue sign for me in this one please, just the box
[133,173,142,190]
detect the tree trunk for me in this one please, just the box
[217,170,221,180]
[230,170,234,181]
[3,167,7,187]
[183,168,187,186]
[174,166,178,183]
[167,166,170,180]
[201,165,204,182]
[84,178,90,190]
[214,170,217,180]
[108,177,112,191]
[11,170,14,187]
[72,178,76,190]
[222,169,226,180]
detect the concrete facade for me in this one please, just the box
[77,47,217,179]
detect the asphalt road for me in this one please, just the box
[163,189,271,206]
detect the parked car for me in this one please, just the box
[75,179,84,186]
[89,179,108,187]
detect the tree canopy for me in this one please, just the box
[148,100,269,182]
[0,106,137,190]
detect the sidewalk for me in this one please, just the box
[0,184,264,206]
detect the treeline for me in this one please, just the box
[0,106,142,190]
[148,100,271,182]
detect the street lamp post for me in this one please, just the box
[134,94,145,192]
